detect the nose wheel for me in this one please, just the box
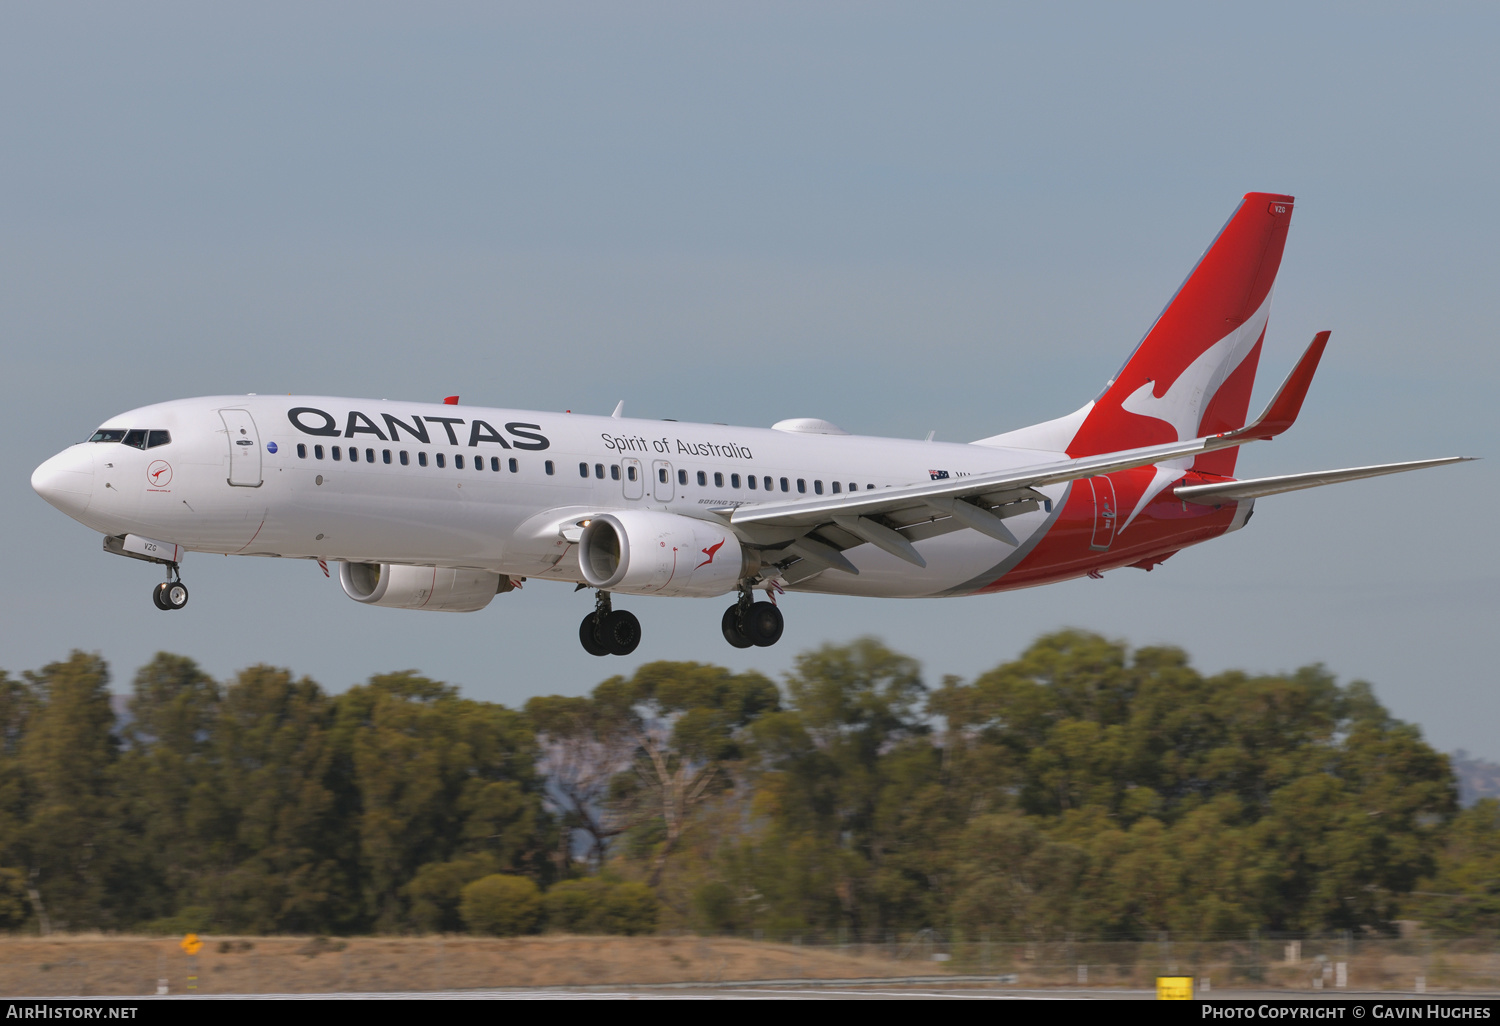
[151,565,189,611]
[578,591,640,656]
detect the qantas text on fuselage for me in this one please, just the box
[31,193,1471,655]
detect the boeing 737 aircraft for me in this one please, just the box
[32,193,1469,656]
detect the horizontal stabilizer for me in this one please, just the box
[1174,456,1474,504]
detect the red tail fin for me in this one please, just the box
[1067,193,1295,476]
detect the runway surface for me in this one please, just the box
[107,985,1500,1000]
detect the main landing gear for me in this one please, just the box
[579,590,641,657]
[722,587,783,649]
[151,564,189,611]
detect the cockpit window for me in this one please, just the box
[122,430,148,449]
[147,430,171,448]
[89,429,126,443]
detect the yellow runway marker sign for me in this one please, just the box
[180,932,203,956]
[1156,976,1193,1000]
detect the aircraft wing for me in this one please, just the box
[1173,456,1472,504]
[727,333,1333,575]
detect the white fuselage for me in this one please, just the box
[33,395,1072,599]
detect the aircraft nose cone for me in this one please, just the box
[32,446,95,519]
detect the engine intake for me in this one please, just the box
[578,511,751,597]
[339,562,510,612]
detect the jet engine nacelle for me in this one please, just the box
[578,511,752,597]
[339,561,509,612]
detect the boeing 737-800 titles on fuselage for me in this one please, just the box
[31,194,1471,655]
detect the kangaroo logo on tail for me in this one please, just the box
[1068,193,1294,469]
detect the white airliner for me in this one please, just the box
[32,193,1469,655]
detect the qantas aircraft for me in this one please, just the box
[31,193,1469,656]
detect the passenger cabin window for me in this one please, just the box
[455,454,464,469]
[147,431,171,448]
[696,471,707,486]
[714,472,724,487]
[122,430,147,449]
[314,445,324,460]
[611,465,620,481]
[436,453,446,468]
[595,464,605,479]
[747,475,756,489]
[474,456,482,471]
[626,465,636,481]
[658,468,668,483]
[509,458,518,473]
[383,450,392,464]
[814,480,823,494]
[296,443,307,459]
[764,476,773,491]
[832,481,841,493]
[780,477,789,492]
[579,462,589,478]
[544,460,554,475]
[678,469,688,485]
[490,457,500,471]
[88,429,125,443]
[418,452,427,467]
[797,479,807,493]
[400,451,409,465]
[332,446,342,461]
[731,473,740,488]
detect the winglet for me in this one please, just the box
[1223,331,1330,442]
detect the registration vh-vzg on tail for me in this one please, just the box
[31,193,1471,655]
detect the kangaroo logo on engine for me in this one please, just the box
[696,539,726,570]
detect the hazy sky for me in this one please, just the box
[3,3,1496,756]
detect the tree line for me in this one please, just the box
[0,631,1494,938]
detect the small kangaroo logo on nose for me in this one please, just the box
[695,539,725,570]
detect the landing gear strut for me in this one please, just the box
[722,586,783,648]
[151,563,189,611]
[579,590,641,657]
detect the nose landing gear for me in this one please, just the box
[579,590,641,656]
[722,587,783,648]
[151,565,189,611]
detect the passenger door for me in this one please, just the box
[652,460,674,502]
[219,409,263,487]
[622,458,644,500]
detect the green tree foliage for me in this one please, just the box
[115,653,220,926]
[1407,800,1500,935]
[19,652,120,932]
[541,878,659,935]
[203,665,350,933]
[333,671,550,932]
[402,853,501,933]
[528,661,778,884]
[667,632,1464,940]
[730,639,937,938]
[0,669,32,928]
[460,874,541,935]
[0,632,1487,939]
